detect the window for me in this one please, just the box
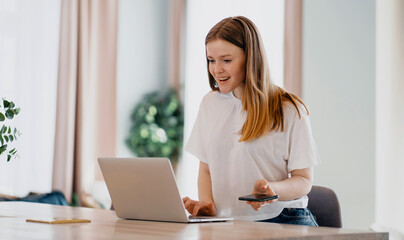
[0,0,60,196]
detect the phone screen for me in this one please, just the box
[238,194,279,202]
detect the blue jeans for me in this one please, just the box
[258,208,318,226]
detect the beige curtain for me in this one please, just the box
[52,0,117,203]
[283,0,303,97]
[168,0,186,92]
[375,0,404,234]
[167,0,186,167]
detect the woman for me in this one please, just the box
[182,16,320,226]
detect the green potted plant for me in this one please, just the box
[125,89,184,168]
[0,99,21,162]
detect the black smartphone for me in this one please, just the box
[238,194,279,202]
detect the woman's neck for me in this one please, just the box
[233,84,244,99]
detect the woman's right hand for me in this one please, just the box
[182,197,216,216]
[247,179,278,211]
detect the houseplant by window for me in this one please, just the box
[0,99,21,162]
[125,89,184,166]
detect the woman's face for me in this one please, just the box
[206,39,246,98]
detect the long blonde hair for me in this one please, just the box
[205,16,308,142]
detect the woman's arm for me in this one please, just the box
[198,161,215,203]
[183,162,216,216]
[247,167,313,211]
[268,167,313,200]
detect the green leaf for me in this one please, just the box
[7,154,11,162]
[14,108,21,115]
[14,128,17,134]
[0,136,3,145]
[5,109,14,119]
[0,144,6,155]
[7,126,11,134]
[3,100,10,108]
[9,101,15,108]
[9,148,15,154]
[0,113,4,122]
[9,135,13,142]
[2,125,6,133]
[4,135,8,142]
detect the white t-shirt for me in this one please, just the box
[185,91,320,221]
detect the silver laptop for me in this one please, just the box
[98,157,233,223]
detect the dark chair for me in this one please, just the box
[307,185,342,228]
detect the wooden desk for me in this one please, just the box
[0,202,387,240]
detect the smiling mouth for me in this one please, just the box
[217,77,230,82]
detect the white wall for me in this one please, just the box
[302,0,375,230]
[116,0,169,157]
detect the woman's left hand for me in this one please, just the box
[246,179,278,211]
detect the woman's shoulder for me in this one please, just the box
[201,90,232,105]
[282,101,309,122]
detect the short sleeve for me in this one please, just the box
[185,98,208,164]
[287,110,320,172]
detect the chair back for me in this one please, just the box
[307,185,342,228]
